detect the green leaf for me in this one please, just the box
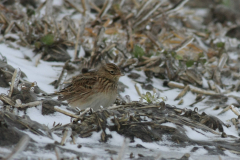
[27,8,35,17]
[186,60,195,67]
[222,0,231,7]
[216,42,225,48]
[133,45,145,58]
[198,52,204,58]
[171,51,177,57]
[40,34,54,46]
[34,41,42,50]
[175,54,183,60]
[156,51,161,56]
[199,58,207,64]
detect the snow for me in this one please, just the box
[1,42,240,159]
[1,1,240,159]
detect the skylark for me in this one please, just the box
[58,63,123,110]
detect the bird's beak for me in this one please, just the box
[118,73,124,76]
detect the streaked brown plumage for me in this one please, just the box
[58,63,123,109]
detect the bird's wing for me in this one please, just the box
[58,75,98,101]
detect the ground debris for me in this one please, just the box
[1,0,240,159]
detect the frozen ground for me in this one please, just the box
[1,0,240,159]
[0,43,240,160]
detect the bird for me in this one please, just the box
[58,63,124,110]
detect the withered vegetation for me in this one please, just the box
[1,0,240,159]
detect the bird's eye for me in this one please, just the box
[110,70,115,74]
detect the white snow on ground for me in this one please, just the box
[1,41,240,159]
[1,1,240,159]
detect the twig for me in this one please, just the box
[54,60,69,89]
[89,1,101,13]
[133,1,164,28]
[54,106,80,119]
[64,0,83,14]
[9,68,21,98]
[0,94,15,106]
[4,135,30,160]
[136,0,153,18]
[189,97,205,107]
[74,28,81,60]
[60,127,72,145]
[98,0,113,18]
[15,101,42,108]
[174,85,190,100]
[145,31,164,50]
[55,147,62,160]
[116,139,129,160]
[81,0,87,16]
[172,35,194,52]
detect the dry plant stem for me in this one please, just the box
[19,33,30,46]
[79,107,91,117]
[134,83,143,98]
[120,0,126,8]
[15,101,42,108]
[108,105,126,110]
[174,85,190,101]
[97,0,112,18]
[35,52,44,67]
[0,12,9,24]
[115,44,129,58]
[55,147,62,160]
[172,36,194,52]
[89,1,101,13]
[124,13,134,21]
[0,94,15,106]
[54,106,80,119]
[81,0,87,16]
[218,105,240,116]
[60,127,72,145]
[54,60,69,89]
[4,135,30,160]
[234,80,240,91]
[0,69,14,76]
[127,24,133,49]
[44,20,48,35]
[100,43,116,54]
[14,22,24,32]
[92,27,105,54]
[154,153,162,160]
[136,0,153,18]
[64,0,83,14]
[9,68,21,98]
[208,80,220,93]
[167,81,185,89]
[169,115,219,135]
[133,1,163,28]
[218,53,228,71]
[132,0,140,8]
[165,0,189,15]
[178,99,184,105]
[74,28,81,60]
[145,31,163,50]
[220,148,240,154]
[152,0,186,19]
[136,105,160,109]
[68,23,77,37]
[36,1,47,13]
[4,21,14,34]
[116,139,129,160]
[189,97,205,107]
[190,86,220,96]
